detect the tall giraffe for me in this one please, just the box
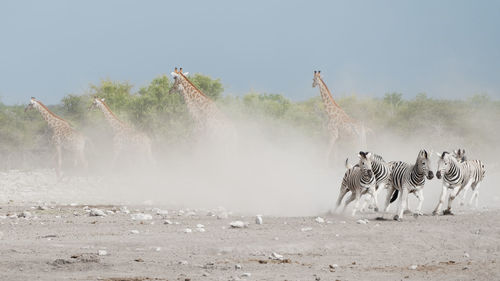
[89,97,153,165]
[25,97,87,177]
[169,67,236,143]
[312,71,367,162]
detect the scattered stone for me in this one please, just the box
[255,215,263,225]
[156,209,169,216]
[105,210,115,215]
[98,250,107,256]
[183,228,193,233]
[37,205,48,211]
[179,260,189,265]
[134,258,144,262]
[206,211,215,216]
[301,227,313,232]
[241,272,251,277]
[89,209,106,217]
[19,211,32,218]
[196,224,205,228]
[269,252,284,261]
[464,252,470,258]
[315,217,325,223]
[235,264,242,269]
[217,212,229,219]
[329,264,339,269]
[164,220,173,225]
[155,247,161,252]
[202,272,210,277]
[409,264,418,270]
[131,213,152,220]
[196,228,206,233]
[129,230,140,234]
[356,219,369,224]
[230,221,248,228]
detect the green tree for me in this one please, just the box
[189,74,224,100]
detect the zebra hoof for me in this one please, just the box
[443,209,454,216]
[403,209,412,215]
[432,211,438,216]
[393,215,402,222]
[374,207,379,212]
[413,212,423,217]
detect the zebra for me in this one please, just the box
[433,151,486,214]
[452,148,467,162]
[381,149,434,221]
[360,153,392,212]
[335,151,376,216]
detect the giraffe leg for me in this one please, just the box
[55,145,62,179]
[326,134,338,167]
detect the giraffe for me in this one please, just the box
[25,97,88,178]
[89,96,154,166]
[312,71,367,163]
[169,67,236,144]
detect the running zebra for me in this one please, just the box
[382,149,434,221]
[433,151,486,214]
[360,153,392,212]
[335,151,376,216]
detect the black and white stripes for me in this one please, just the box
[335,151,376,216]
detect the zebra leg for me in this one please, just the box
[351,191,362,216]
[432,184,447,216]
[382,186,395,217]
[394,188,409,221]
[404,195,412,214]
[413,189,424,216]
[335,187,349,213]
[342,192,356,214]
[444,187,458,215]
[460,180,472,206]
[370,186,379,212]
[470,182,481,208]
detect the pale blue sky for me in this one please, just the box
[1,0,499,104]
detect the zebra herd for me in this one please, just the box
[335,149,486,221]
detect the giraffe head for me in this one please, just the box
[169,67,189,94]
[24,97,37,112]
[312,70,322,88]
[89,96,105,111]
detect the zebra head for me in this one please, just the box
[416,149,434,180]
[358,151,373,178]
[436,151,455,179]
[452,148,467,162]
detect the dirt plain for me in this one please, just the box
[0,169,499,281]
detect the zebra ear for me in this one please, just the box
[358,151,366,158]
[365,152,372,159]
[435,152,442,158]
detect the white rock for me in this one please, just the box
[217,212,229,219]
[163,220,173,225]
[130,230,140,234]
[19,211,32,218]
[464,252,470,258]
[409,264,418,270]
[105,210,115,215]
[235,264,242,269]
[301,227,313,232]
[89,209,106,217]
[196,228,206,233]
[269,252,284,261]
[241,272,251,277]
[183,228,192,233]
[98,250,107,256]
[315,217,325,223]
[255,215,263,225]
[37,205,48,210]
[156,209,169,216]
[356,219,368,224]
[131,213,152,220]
[155,247,161,251]
[196,224,205,228]
[230,221,248,228]
[330,263,339,269]
[178,260,188,265]
[69,203,77,206]
[206,211,215,216]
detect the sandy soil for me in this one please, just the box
[1,169,499,281]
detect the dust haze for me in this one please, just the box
[2,100,499,217]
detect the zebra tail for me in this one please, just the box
[345,158,352,169]
[390,189,399,203]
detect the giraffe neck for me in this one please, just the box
[97,102,127,133]
[34,101,70,130]
[177,74,215,123]
[317,78,351,123]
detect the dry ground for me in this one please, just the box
[1,203,499,281]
